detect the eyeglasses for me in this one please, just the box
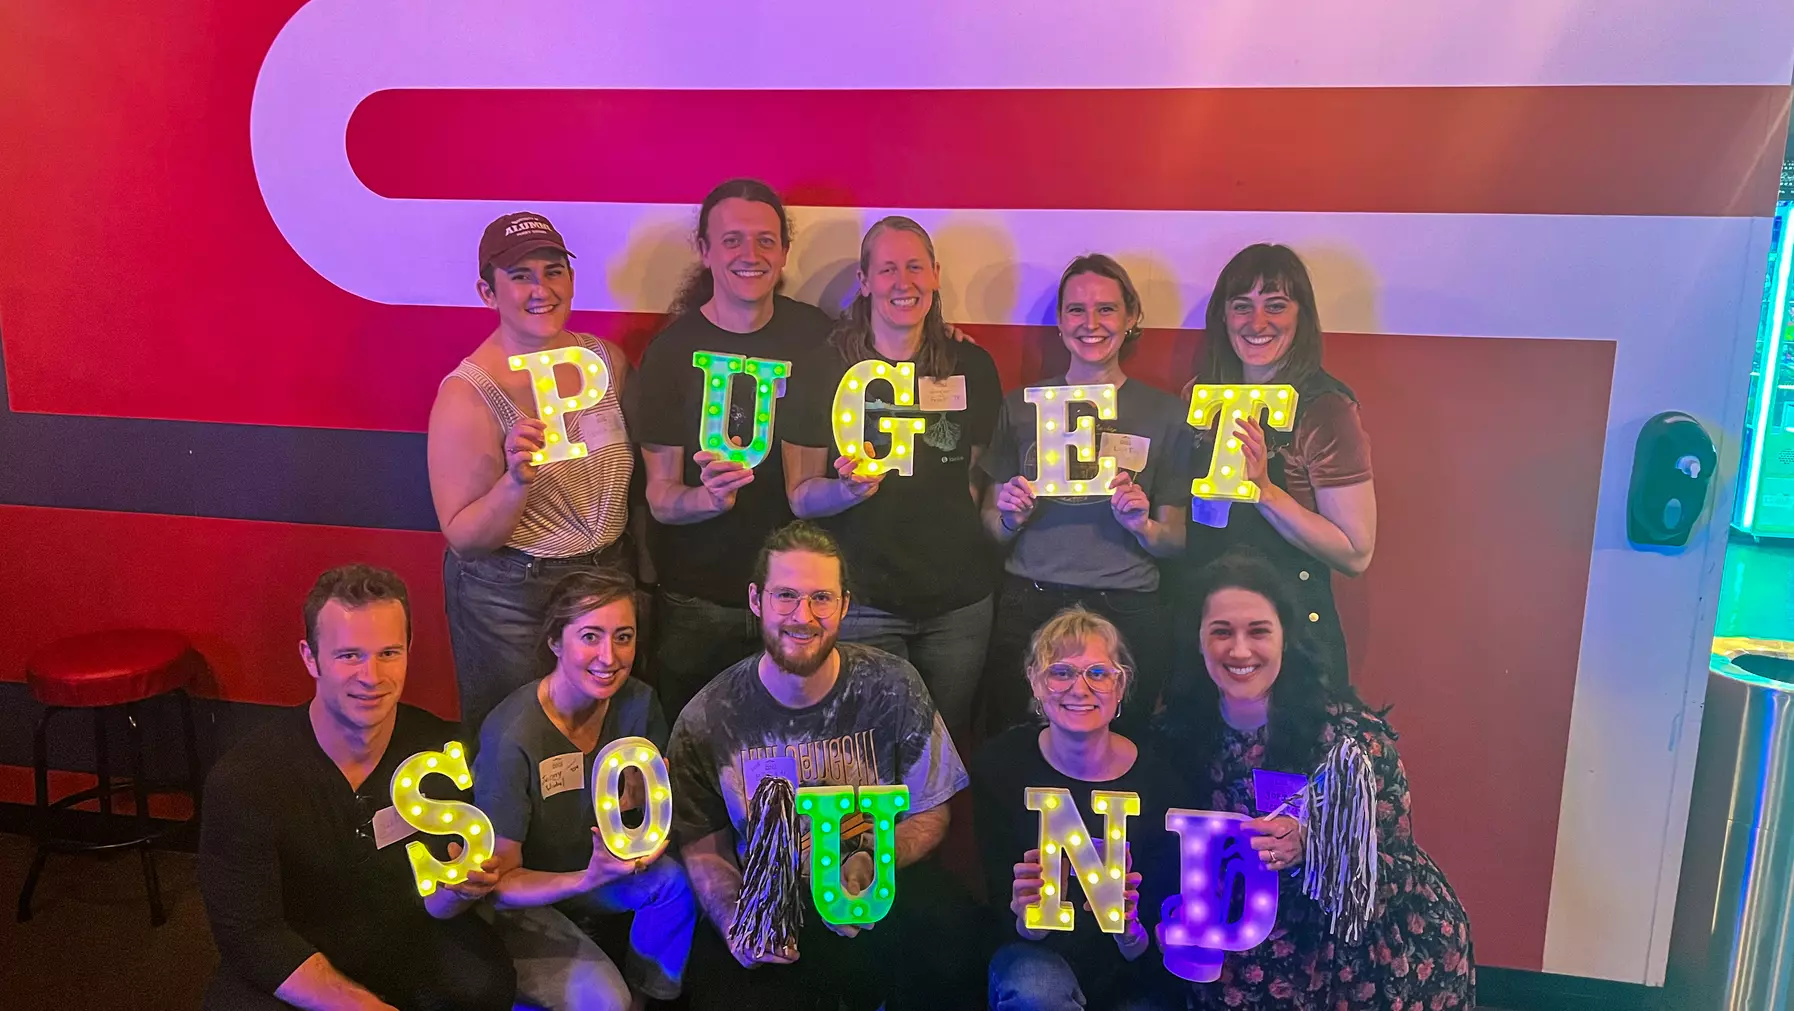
[763,588,844,619]
[1041,662,1127,693]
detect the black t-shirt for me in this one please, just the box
[782,340,1003,618]
[624,296,834,604]
[197,704,468,995]
[970,725,1176,987]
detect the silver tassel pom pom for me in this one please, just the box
[1299,736,1379,944]
[728,775,804,958]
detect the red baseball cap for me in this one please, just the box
[478,212,575,274]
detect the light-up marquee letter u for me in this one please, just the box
[1159,809,1280,982]
[508,346,612,464]
[833,360,927,477]
[797,785,909,926]
[390,741,496,897]
[1025,787,1139,933]
[693,351,790,469]
[591,736,674,860]
[1187,385,1299,502]
[1024,385,1118,497]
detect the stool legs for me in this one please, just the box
[17,707,56,921]
[93,708,112,818]
[178,689,204,819]
[125,701,167,926]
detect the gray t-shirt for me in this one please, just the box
[667,642,968,865]
[474,677,668,874]
[979,377,1193,591]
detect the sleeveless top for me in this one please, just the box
[445,334,633,558]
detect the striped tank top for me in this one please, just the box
[446,334,633,558]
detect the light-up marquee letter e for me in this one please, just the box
[1024,384,1118,497]
[509,346,612,464]
[693,352,790,469]
[592,736,674,860]
[390,741,495,897]
[1187,385,1298,502]
[832,361,927,477]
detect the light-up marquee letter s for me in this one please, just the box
[1023,385,1118,497]
[796,785,909,926]
[390,741,496,897]
[1187,385,1299,502]
[1159,810,1280,982]
[591,736,673,860]
[693,352,790,469]
[508,346,612,465]
[1024,788,1139,933]
[833,361,927,477]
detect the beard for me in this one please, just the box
[761,618,838,677]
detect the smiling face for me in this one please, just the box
[1031,634,1127,734]
[479,253,573,342]
[1225,281,1299,379]
[1200,586,1285,707]
[1058,271,1136,369]
[301,599,408,733]
[700,197,789,309]
[548,596,638,704]
[858,224,938,332]
[750,549,844,677]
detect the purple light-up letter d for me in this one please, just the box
[1159,809,1280,982]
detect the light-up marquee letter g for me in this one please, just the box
[508,346,612,465]
[1024,787,1139,933]
[1023,385,1118,497]
[1159,809,1280,982]
[833,361,927,477]
[390,741,496,897]
[693,352,791,469]
[1187,385,1298,502]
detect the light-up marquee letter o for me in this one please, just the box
[693,351,790,469]
[1187,385,1299,502]
[591,736,674,861]
[390,741,496,897]
[1023,384,1118,497]
[508,346,612,465]
[833,360,927,477]
[1025,787,1139,933]
[1160,809,1280,982]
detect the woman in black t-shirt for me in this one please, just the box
[781,216,1003,746]
[971,606,1180,1011]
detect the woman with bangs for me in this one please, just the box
[1175,244,1376,687]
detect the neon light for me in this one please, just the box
[797,785,908,926]
[1187,385,1300,502]
[693,351,790,468]
[390,742,495,897]
[1024,788,1138,933]
[1023,385,1118,496]
[1159,809,1280,982]
[507,346,611,465]
[1744,203,1794,529]
[591,736,673,860]
[832,360,926,476]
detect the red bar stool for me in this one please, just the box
[15,629,207,926]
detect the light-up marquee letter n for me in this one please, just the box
[592,736,674,860]
[1159,809,1280,982]
[693,351,790,469]
[1023,385,1118,497]
[390,741,496,896]
[1187,385,1298,502]
[797,785,909,926]
[832,361,927,477]
[508,346,612,464]
[1024,787,1139,934]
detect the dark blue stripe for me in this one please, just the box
[0,333,437,530]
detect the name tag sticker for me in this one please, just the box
[742,754,800,804]
[575,408,628,450]
[918,375,968,412]
[1251,769,1309,819]
[371,804,416,850]
[539,752,586,799]
[1097,432,1150,473]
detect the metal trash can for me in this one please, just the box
[1685,647,1794,1010]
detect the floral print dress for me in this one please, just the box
[1192,706,1474,1011]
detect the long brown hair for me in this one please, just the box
[830,216,955,379]
[539,569,638,658]
[1199,243,1324,389]
[667,178,793,319]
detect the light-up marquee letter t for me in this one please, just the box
[693,351,790,469]
[832,361,927,477]
[1159,810,1280,981]
[1187,385,1298,502]
[508,346,612,464]
[1023,385,1118,496]
[796,785,909,926]
[390,741,496,897]
[591,736,674,861]
[1024,787,1139,933]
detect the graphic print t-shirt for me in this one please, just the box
[667,642,969,866]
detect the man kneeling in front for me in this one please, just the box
[198,564,515,1009]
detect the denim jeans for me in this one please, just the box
[650,589,760,723]
[837,595,993,747]
[988,941,1187,1011]
[443,541,630,743]
[496,854,697,1009]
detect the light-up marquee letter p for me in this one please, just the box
[1023,385,1118,496]
[693,351,791,469]
[591,736,674,861]
[832,361,927,477]
[508,346,612,464]
[390,741,496,897]
[1024,787,1139,933]
[1187,385,1298,502]
[797,785,909,926]
[1159,809,1280,981]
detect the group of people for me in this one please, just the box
[195,178,1471,1011]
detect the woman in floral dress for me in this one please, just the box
[1155,551,1473,1010]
